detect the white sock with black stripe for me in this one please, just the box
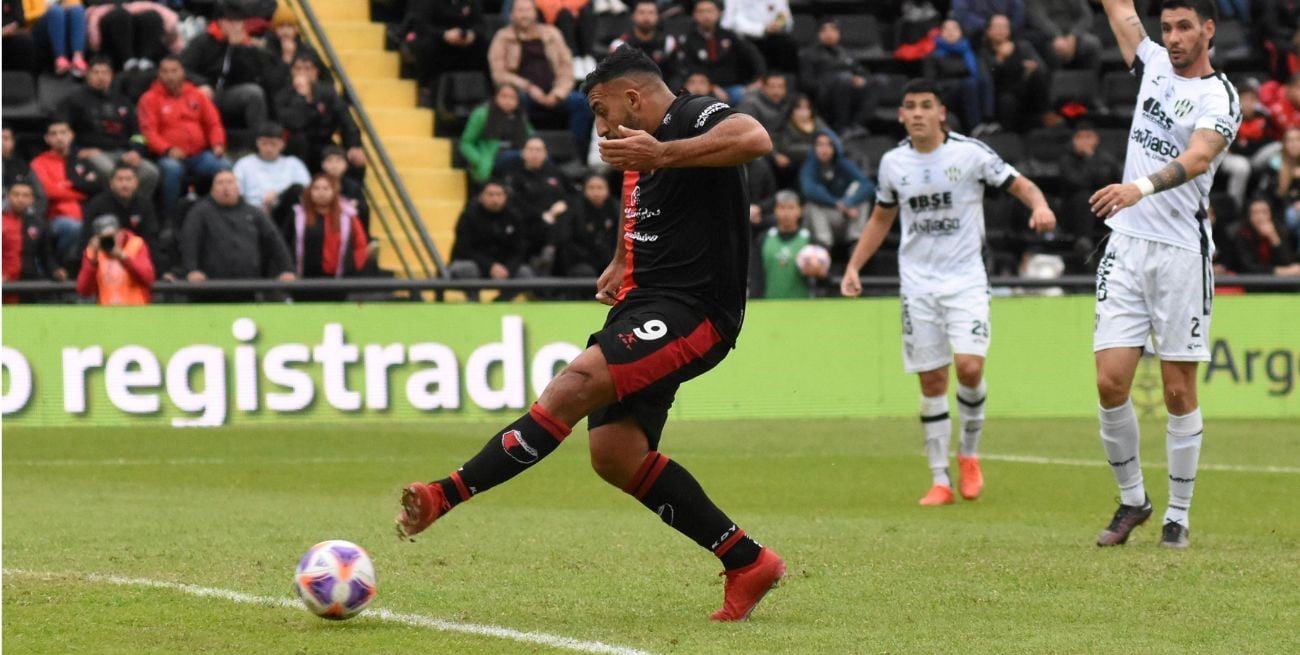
[957,379,986,457]
[921,394,951,486]
[1099,400,1146,507]
[1165,409,1203,528]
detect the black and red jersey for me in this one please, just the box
[616,94,751,343]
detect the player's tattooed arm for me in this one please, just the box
[1147,161,1188,193]
[1100,0,1144,69]
[1178,128,1231,180]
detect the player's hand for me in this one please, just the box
[595,258,624,305]
[598,126,665,171]
[1029,206,1057,234]
[1089,182,1143,219]
[840,268,862,297]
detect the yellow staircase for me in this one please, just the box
[305,0,465,275]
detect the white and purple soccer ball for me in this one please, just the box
[294,540,377,620]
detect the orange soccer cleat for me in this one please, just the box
[395,481,452,539]
[957,455,984,500]
[710,548,786,621]
[918,484,956,506]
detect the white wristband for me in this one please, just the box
[1133,176,1156,197]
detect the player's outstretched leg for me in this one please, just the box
[396,403,573,538]
[918,392,955,506]
[954,357,986,501]
[623,451,784,621]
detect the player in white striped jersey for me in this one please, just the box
[1089,0,1239,549]
[841,79,1057,507]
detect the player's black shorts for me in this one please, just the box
[587,295,733,450]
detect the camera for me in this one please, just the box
[99,234,116,252]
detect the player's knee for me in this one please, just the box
[955,360,983,387]
[1096,374,1130,407]
[1163,384,1197,415]
[918,371,948,397]
[588,445,638,488]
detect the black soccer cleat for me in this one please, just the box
[1096,496,1153,546]
[1159,521,1190,549]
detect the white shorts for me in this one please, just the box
[900,285,991,373]
[1094,232,1213,361]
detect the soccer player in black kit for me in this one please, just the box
[395,47,786,622]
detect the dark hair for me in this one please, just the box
[582,46,663,94]
[111,163,138,177]
[87,56,114,71]
[292,52,318,67]
[901,78,943,104]
[631,0,658,10]
[482,179,507,192]
[7,179,33,192]
[1161,0,1218,22]
[694,0,721,9]
[160,54,183,68]
[46,118,71,131]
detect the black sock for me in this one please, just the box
[623,451,762,570]
[435,404,572,506]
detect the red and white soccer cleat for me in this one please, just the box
[918,484,955,506]
[710,548,786,622]
[957,455,984,500]
[395,481,451,539]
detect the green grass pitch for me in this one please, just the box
[5,418,1299,654]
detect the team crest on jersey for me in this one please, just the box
[630,185,641,207]
[1173,99,1195,117]
[945,166,961,182]
[501,430,539,464]
[662,112,672,125]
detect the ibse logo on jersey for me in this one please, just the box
[906,191,954,212]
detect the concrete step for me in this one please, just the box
[317,21,384,50]
[310,0,370,21]
[368,107,434,138]
[351,77,418,108]
[336,50,401,79]
[380,137,453,169]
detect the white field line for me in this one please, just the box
[7,453,1300,475]
[980,453,1300,475]
[2,569,653,655]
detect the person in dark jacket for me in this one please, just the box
[179,3,277,131]
[1231,198,1300,276]
[797,17,875,134]
[1057,122,1121,241]
[978,14,1047,132]
[609,0,678,84]
[3,125,48,218]
[79,164,159,267]
[181,170,294,301]
[447,181,534,301]
[402,0,488,90]
[502,136,568,272]
[2,0,38,77]
[736,73,792,136]
[59,57,160,199]
[273,54,365,175]
[671,0,765,104]
[555,173,618,278]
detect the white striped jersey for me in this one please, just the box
[875,132,1019,294]
[1109,37,1241,253]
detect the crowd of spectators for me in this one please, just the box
[6,0,1300,305]
[424,0,1300,299]
[3,0,377,305]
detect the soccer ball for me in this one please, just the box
[795,244,831,277]
[294,540,377,620]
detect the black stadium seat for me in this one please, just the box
[1102,70,1140,121]
[1049,69,1101,109]
[37,73,80,115]
[435,71,490,136]
[590,13,632,60]
[978,132,1025,165]
[2,71,42,122]
[1096,128,1130,163]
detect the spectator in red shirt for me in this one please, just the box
[1267,73,1300,140]
[136,55,230,217]
[2,181,63,304]
[76,214,155,305]
[30,118,105,267]
[1221,82,1278,208]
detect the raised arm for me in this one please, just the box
[1101,0,1147,70]
[598,114,772,171]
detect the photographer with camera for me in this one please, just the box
[75,214,155,305]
